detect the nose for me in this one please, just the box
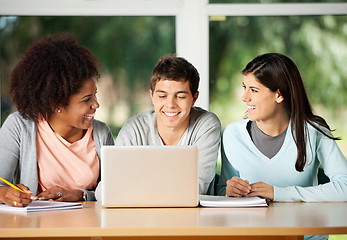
[241,90,250,103]
[92,95,100,109]
[166,96,177,108]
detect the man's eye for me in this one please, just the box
[178,95,186,99]
[158,95,166,98]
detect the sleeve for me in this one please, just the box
[193,112,221,195]
[216,131,240,196]
[0,113,22,187]
[95,118,140,201]
[274,131,347,202]
[115,112,157,146]
[93,120,115,157]
[115,121,138,146]
[89,120,115,201]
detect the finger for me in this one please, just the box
[15,184,37,200]
[226,189,244,198]
[226,183,249,197]
[37,190,56,200]
[232,177,251,190]
[39,189,64,200]
[55,191,64,201]
[247,191,261,197]
[4,189,32,207]
[9,199,31,207]
[228,179,251,196]
[227,185,248,197]
[16,184,31,193]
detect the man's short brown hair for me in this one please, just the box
[150,56,200,96]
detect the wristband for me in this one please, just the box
[78,189,87,201]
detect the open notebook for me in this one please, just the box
[199,195,268,207]
[0,200,83,213]
[101,145,199,207]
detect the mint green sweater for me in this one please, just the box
[218,118,347,202]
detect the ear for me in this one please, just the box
[150,90,154,105]
[192,91,199,105]
[53,107,62,114]
[275,90,284,103]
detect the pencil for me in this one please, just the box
[0,176,26,193]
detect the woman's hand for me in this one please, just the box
[226,176,251,197]
[37,186,83,202]
[248,182,274,200]
[0,184,34,207]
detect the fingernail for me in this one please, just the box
[30,196,38,200]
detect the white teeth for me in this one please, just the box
[84,114,95,119]
[164,112,179,117]
[248,106,256,110]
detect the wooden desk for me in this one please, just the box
[0,201,346,240]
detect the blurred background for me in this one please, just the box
[1,0,346,159]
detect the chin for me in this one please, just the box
[81,122,93,129]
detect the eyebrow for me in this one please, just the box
[155,90,190,94]
[81,94,93,100]
[81,89,97,100]
[242,82,260,90]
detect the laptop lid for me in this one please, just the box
[101,145,199,207]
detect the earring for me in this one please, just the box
[57,109,61,113]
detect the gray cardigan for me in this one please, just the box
[0,112,114,200]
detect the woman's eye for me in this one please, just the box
[82,98,91,103]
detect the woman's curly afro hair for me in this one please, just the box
[10,33,100,122]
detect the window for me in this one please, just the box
[0,16,175,135]
[210,14,347,159]
[1,0,346,156]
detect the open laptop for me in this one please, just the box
[100,145,199,207]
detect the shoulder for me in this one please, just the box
[92,119,112,133]
[115,110,157,145]
[0,112,36,145]
[190,107,221,128]
[306,121,333,139]
[122,109,156,129]
[1,112,35,130]
[224,118,248,137]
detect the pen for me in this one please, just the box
[0,176,26,194]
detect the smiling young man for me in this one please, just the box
[114,56,221,195]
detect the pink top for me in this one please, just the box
[36,118,99,193]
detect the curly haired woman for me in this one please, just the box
[0,33,114,207]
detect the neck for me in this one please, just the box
[255,111,290,137]
[157,124,187,146]
[47,116,85,143]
